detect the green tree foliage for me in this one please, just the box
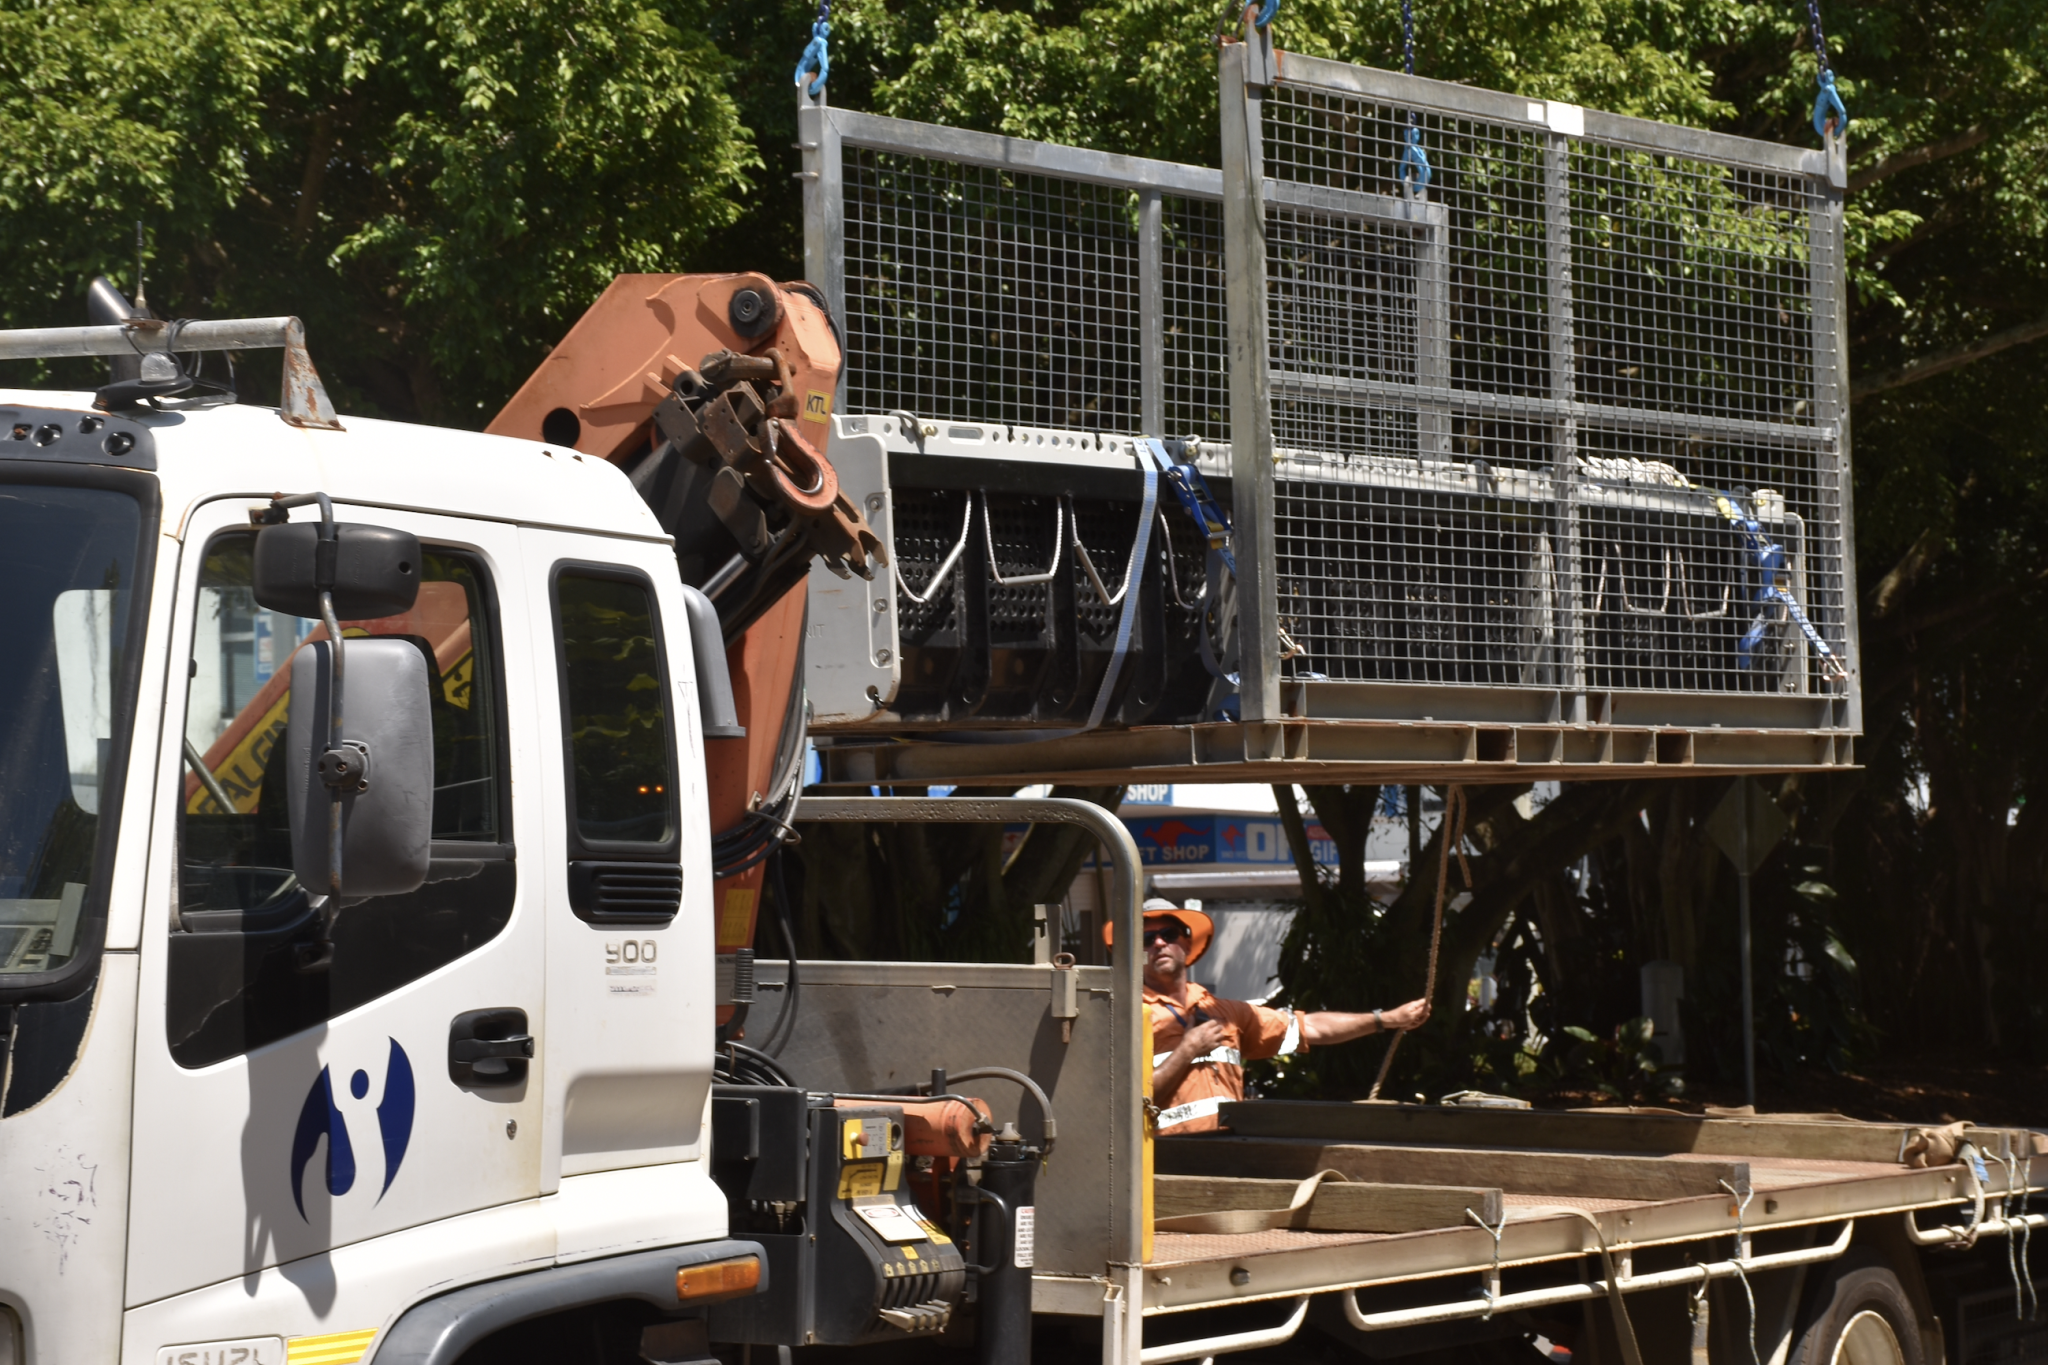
[0,0,754,421]
[5,0,2046,1080]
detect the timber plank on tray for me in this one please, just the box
[1158,1136,1750,1202]
[1153,1175,1503,1233]
[1213,1101,1952,1164]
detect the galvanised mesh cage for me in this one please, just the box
[799,59,1855,764]
[1250,55,1849,702]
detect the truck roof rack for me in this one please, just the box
[0,316,341,430]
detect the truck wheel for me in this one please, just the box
[1787,1264,1923,1365]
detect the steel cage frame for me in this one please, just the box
[1223,43,1857,737]
[797,46,1859,768]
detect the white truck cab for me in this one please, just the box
[0,391,749,1365]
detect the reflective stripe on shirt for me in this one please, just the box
[1156,1094,1228,1132]
[1154,1047,1242,1069]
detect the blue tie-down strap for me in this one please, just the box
[1812,68,1848,139]
[1706,486,1845,681]
[794,18,830,98]
[1709,490,1784,572]
[1400,125,1433,195]
[1144,439,1237,576]
[1741,586,1846,679]
[1143,439,1241,695]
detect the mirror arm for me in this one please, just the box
[321,586,344,898]
[266,491,347,901]
[182,737,237,815]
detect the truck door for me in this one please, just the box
[126,503,544,1309]
[519,529,716,1193]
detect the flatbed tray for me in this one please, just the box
[1129,1103,2044,1315]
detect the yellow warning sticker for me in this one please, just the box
[837,1161,884,1200]
[187,692,289,815]
[718,888,757,949]
[802,390,833,425]
[441,648,475,710]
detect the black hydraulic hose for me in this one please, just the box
[715,1040,797,1089]
[711,637,807,880]
[945,1066,1058,1156]
[761,848,802,1058]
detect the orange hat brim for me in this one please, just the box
[1103,906,1214,966]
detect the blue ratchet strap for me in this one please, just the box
[794,6,830,98]
[1082,464,1160,731]
[1400,125,1433,195]
[1144,439,1236,575]
[1812,68,1848,139]
[1144,440,1240,694]
[1705,489,1845,676]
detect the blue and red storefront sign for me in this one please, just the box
[1119,812,1336,868]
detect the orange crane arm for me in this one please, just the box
[490,272,878,976]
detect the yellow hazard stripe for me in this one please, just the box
[286,1328,378,1365]
[187,692,290,815]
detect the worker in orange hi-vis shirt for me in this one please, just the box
[1110,898,1432,1135]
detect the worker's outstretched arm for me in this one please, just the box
[1151,1018,1229,1102]
[1300,996,1431,1047]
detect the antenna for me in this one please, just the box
[134,221,147,314]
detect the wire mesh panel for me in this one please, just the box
[805,106,1230,439]
[1248,55,1851,705]
[841,149,1143,431]
[1160,196,1231,442]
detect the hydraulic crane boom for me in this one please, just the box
[489,271,881,967]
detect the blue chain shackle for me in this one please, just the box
[795,0,831,99]
[1806,0,1848,139]
[1398,0,1433,194]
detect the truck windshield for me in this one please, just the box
[0,481,147,979]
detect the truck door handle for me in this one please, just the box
[448,1007,532,1088]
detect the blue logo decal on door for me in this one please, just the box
[290,1038,415,1218]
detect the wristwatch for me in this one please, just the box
[1373,1008,1385,1032]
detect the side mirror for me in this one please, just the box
[285,639,434,898]
[257,493,431,909]
[253,521,422,619]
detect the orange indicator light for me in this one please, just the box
[677,1256,761,1302]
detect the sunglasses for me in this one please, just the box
[1143,923,1188,947]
